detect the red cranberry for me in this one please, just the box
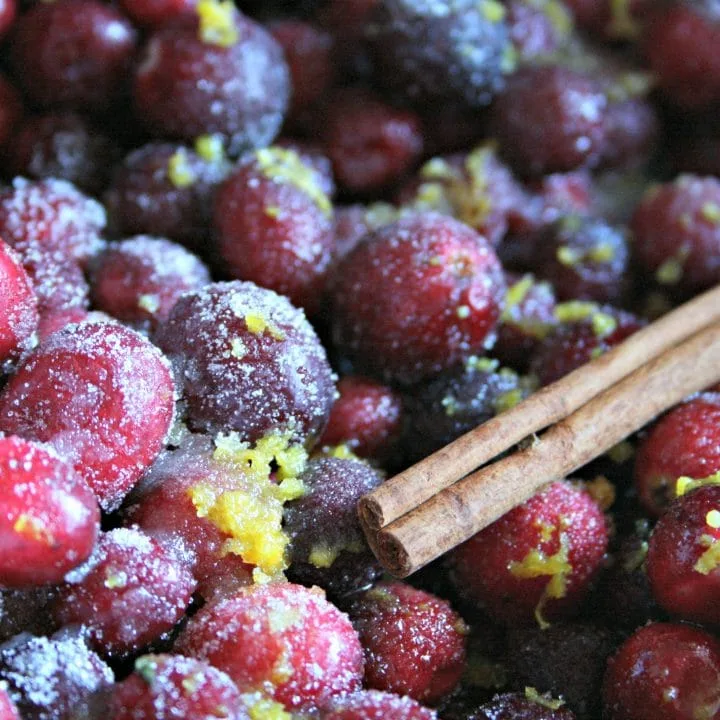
[321,690,437,719]
[0,436,99,588]
[0,322,176,511]
[603,623,720,720]
[0,0,15,39]
[36,309,114,343]
[0,684,19,720]
[53,528,196,658]
[329,212,506,385]
[601,96,659,171]
[133,10,290,153]
[176,583,364,711]
[9,0,138,112]
[275,139,337,199]
[0,74,22,152]
[451,481,608,626]
[119,0,196,26]
[506,0,572,61]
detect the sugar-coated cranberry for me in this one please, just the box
[349,582,467,704]
[103,142,229,253]
[154,281,334,445]
[321,690,437,719]
[506,0,573,62]
[364,0,511,109]
[119,0,196,26]
[0,684,19,720]
[176,583,364,711]
[108,654,247,720]
[284,456,384,601]
[133,10,290,154]
[90,236,211,332]
[603,623,720,720]
[322,89,424,195]
[0,631,112,720]
[451,481,608,625]
[633,393,720,518]
[212,147,334,314]
[36,309,114,343]
[0,322,176,511]
[471,692,577,720]
[275,138,337,199]
[490,66,608,177]
[0,75,22,153]
[329,213,506,385]
[53,528,196,658]
[318,376,403,462]
[0,240,38,375]
[9,0,137,112]
[601,96,659,172]
[631,175,720,295]
[5,113,119,195]
[646,485,720,625]
[0,436,99,588]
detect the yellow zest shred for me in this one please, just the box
[694,533,720,575]
[194,133,225,163]
[707,510,720,529]
[137,294,160,314]
[197,0,239,48]
[591,311,617,339]
[242,692,292,720]
[493,388,524,414]
[167,149,196,188]
[702,202,720,225]
[608,440,634,464]
[243,312,285,341]
[525,687,566,710]
[478,0,505,23]
[675,471,720,498]
[13,514,54,545]
[554,301,598,323]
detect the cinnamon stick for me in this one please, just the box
[358,284,720,532]
[371,321,720,578]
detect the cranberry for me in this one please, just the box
[0,74,22,153]
[349,582,467,704]
[321,690,437,719]
[53,528,196,658]
[36,309,114,343]
[603,623,720,720]
[506,0,573,62]
[0,684,19,720]
[0,436,99,588]
[212,147,334,314]
[451,481,608,625]
[276,138,337,199]
[329,213,506,385]
[90,236,211,332]
[154,281,334,445]
[9,0,138,112]
[119,0,196,26]
[471,692,577,720]
[0,0,15,39]
[133,9,290,154]
[176,583,364,711]
[0,322,176,511]
[601,96,659,171]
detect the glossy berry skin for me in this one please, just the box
[631,175,720,295]
[176,583,364,711]
[318,376,403,462]
[36,309,114,343]
[133,12,290,154]
[154,281,334,445]
[472,693,577,720]
[0,240,38,375]
[349,582,467,704]
[107,654,247,720]
[0,322,176,512]
[321,690,437,719]
[0,632,113,720]
[119,0,196,26]
[647,485,720,626]
[213,148,334,314]
[490,66,608,177]
[0,436,99,588]
[0,0,15,39]
[90,236,211,332]
[9,0,138,112]
[603,623,720,720]
[451,481,608,625]
[53,528,196,658]
[634,393,720,518]
[329,213,506,385]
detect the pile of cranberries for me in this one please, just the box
[1,0,720,718]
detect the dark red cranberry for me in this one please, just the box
[318,375,403,461]
[322,89,424,195]
[631,175,720,295]
[31,258,91,318]
[634,394,720,518]
[0,322,176,511]
[36,309,114,343]
[108,654,248,720]
[5,113,119,195]
[490,66,608,177]
[212,147,334,314]
[119,0,196,26]
[603,623,720,720]
[0,632,112,720]
[284,456,384,601]
[176,583,364,711]
[53,528,196,658]
[332,204,394,262]
[133,10,290,154]
[154,281,334,445]
[0,240,38,375]
[321,690,437,719]
[0,74,22,153]
[9,0,137,112]
[451,481,608,626]
[349,582,467,704]
[0,435,99,588]
[472,692,577,720]
[90,236,210,332]
[364,0,511,108]
[276,138,337,199]
[103,142,229,253]
[0,0,15,39]
[329,213,506,385]
[601,96,659,171]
